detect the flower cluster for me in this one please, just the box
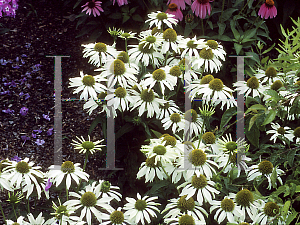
[0,0,18,18]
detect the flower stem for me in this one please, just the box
[27,198,30,213]
[13,205,17,220]
[201,19,204,36]
[0,201,6,221]
[83,151,89,171]
[66,186,69,201]
[220,0,226,23]
[125,38,128,53]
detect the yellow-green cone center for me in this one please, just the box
[170,66,182,77]
[146,156,158,168]
[206,40,218,49]
[247,77,259,89]
[121,33,131,38]
[110,211,124,224]
[200,48,214,60]
[225,141,237,151]
[82,75,95,86]
[153,145,167,155]
[117,51,129,63]
[191,174,207,189]
[110,59,126,76]
[187,40,197,49]
[265,67,277,78]
[15,161,30,174]
[264,202,279,217]
[94,42,107,52]
[135,199,147,211]
[140,89,154,102]
[115,87,127,98]
[170,113,181,123]
[201,74,214,84]
[159,102,170,109]
[100,181,111,193]
[163,28,177,42]
[162,135,176,146]
[177,195,195,211]
[221,198,235,212]
[271,80,283,91]
[202,132,216,144]
[98,92,107,99]
[152,69,166,81]
[277,127,285,135]
[294,127,300,138]
[12,223,20,225]
[188,149,207,166]
[184,109,198,123]
[61,161,75,173]
[146,36,156,43]
[81,141,95,150]
[55,205,69,219]
[152,27,160,35]
[179,214,195,225]
[258,160,273,175]
[139,42,155,54]
[80,191,97,207]
[157,12,168,20]
[209,78,224,91]
[235,189,254,207]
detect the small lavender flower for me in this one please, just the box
[35,139,45,146]
[32,133,37,138]
[33,129,42,133]
[45,178,52,191]
[9,80,17,87]
[0,59,7,65]
[25,43,31,48]
[2,109,14,114]
[21,135,30,145]
[0,90,10,95]
[19,92,24,96]
[24,93,30,100]
[11,156,21,162]
[43,114,50,121]
[19,107,28,116]
[21,54,27,57]
[47,128,53,136]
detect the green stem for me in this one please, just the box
[27,198,30,213]
[201,19,204,36]
[0,201,6,222]
[13,205,17,220]
[197,118,207,149]
[66,186,69,201]
[125,38,128,53]
[236,0,253,19]
[220,0,226,23]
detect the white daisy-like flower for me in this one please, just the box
[162,112,186,134]
[98,180,122,202]
[189,78,236,110]
[142,67,177,95]
[139,29,164,52]
[146,11,178,30]
[128,42,164,67]
[83,94,117,118]
[27,212,46,225]
[71,135,105,155]
[2,158,44,199]
[82,42,118,67]
[119,31,137,39]
[101,207,131,225]
[96,58,138,88]
[178,36,206,58]
[161,28,182,54]
[6,216,29,225]
[178,174,219,205]
[204,40,226,61]
[266,122,295,144]
[137,155,169,182]
[254,201,281,225]
[157,99,181,120]
[184,109,205,138]
[164,212,206,225]
[0,163,13,191]
[46,198,86,225]
[105,86,133,112]
[69,71,107,100]
[177,147,218,179]
[162,195,208,222]
[130,86,166,118]
[47,161,89,190]
[210,196,242,224]
[66,181,114,225]
[234,76,266,98]
[255,67,284,85]
[123,193,160,225]
[228,189,262,221]
[140,138,179,165]
[247,160,284,189]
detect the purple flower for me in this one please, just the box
[32,133,37,138]
[19,92,24,96]
[0,90,10,95]
[0,59,7,65]
[21,135,30,145]
[33,129,42,133]
[12,64,20,69]
[46,81,51,84]
[25,43,31,48]
[9,80,17,87]
[19,77,27,84]
[35,139,45,146]
[45,178,52,191]
[43,114,50,121]
[21,54,27,57]
[47,128,53,136]
[11,155,21,162]
[20,107,28,116]
[2,109,14,114]
[24,93,30,100]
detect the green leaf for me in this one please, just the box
[218,22,226,35]
[230,21,240,40]
[207,21,213,30]
[233,0,244,7]
[287,149,296,167]
[271,185,286,197]
[116,123,134,140]
[150,129,163,138]
[270,166,278,188]
[73,0,84,9]
[244,28,257,39]
[245,118,259,147]
[249,114,258,131]
[108,13,122,19]
[217,34,232,41]
[282,201,291,218]
[261,56,269,64]
[122,15,130,23]
[132,14,143,22]
[76,15,88,29]
[222,8,238,22]
[88,114,104,136]
[286,210,298,225]
[220,107,237,129]
[262,109,276,125]
[250,104,267,111]
[76,25,95,38]
[234,43,243,55]
[245,96,259,108]
[129,6,138,14]
[280,24,287,37]
[262,43,276,54]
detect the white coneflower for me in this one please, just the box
[161,28,182,54]
[71,135,105,154]
[178,36,206,58]
[161,112,185,134]
[105,86,133,112]
[266,123,294,144]
[101,207,131,225]
[146,11,178,29]
[98,180,122,202]
[234,76,266,98]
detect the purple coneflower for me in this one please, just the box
[166,3,183,21]
[258,0,277,19]
[191,0,213,19]
[111,0,128,7]
[167,0,191,10]
[81,0,104,17]
[45,178,52,191]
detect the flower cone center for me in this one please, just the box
[264,202,279,216]
[80,191,97,207]
[135,199,147,211]
[170,113,181,122]
[191,174,207,189]
[294,127,300,138]
[177,195,195,211]
[140,89,154,102]
[277,127,285,135]
[202,132,216,144]
[258,160,273,175]
[94,42,107,52]
[179,214,195,225]
[100,181,111,193]
[188,149,207,166]
[82,141,95,150]
[146,156,158,167]
[187,40,197,49]
[152,69,166,81]
[200,48,214,60]
[265,67,277,77]
[115,87,127,98]
[82,75,95,86]
[221,198,235,212]
[110,59,126,76]
[153,145,167,155]
[16,161,30,174]
[206,40,218,49]
[138,43,155,54]
[157,12,168,20]
[117,51,129,63]
[170,66,182,77]
[146,36,156,43]
[225,141,237,151]
[110,211,124,224]
[163,28,177,42]
[201,74,214,84]
[168,3,178,11]
[271,80,283,91]
[235,189,254,207]
[61,161,75,173]
[184,109,198,122]
[209,78,224,91]
[247,77,259,89]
